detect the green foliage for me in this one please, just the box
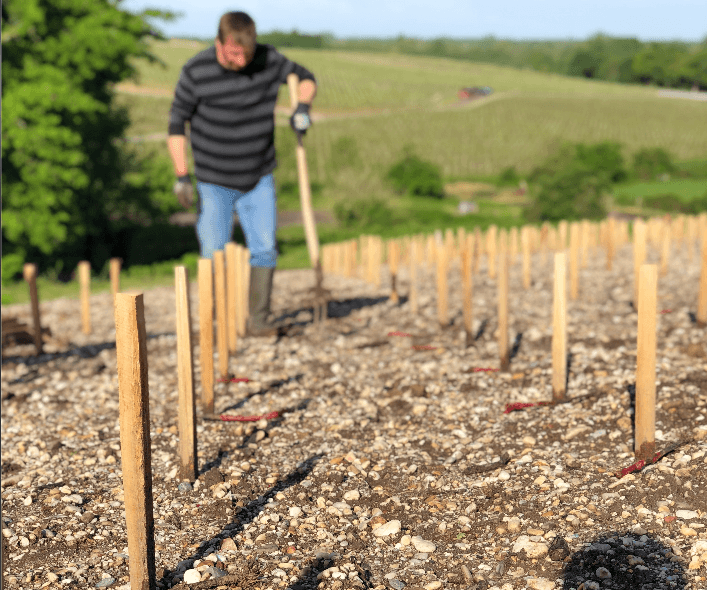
[643,192,707,214]
[386,149,444,198]
[525,142,620,222]
[329,136,361,172]
[333,197,398,229]
[258,30,325,49]
[1,0,176,274]
[497,166,520,186]
[632,147,676,180]
[1,252,25,286]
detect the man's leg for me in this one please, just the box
[234,174,278,335]
[195,182,239,259]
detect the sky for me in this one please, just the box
[121,0,707,42]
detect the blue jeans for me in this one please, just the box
[196,174,277,268]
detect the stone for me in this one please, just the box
[424,582,442,590]
[220,538,237,551]
[389,579,406,590]
[411,536,436,553]
[596,567,611,579]
[95,578,116,588]
[343,490,360,501]
[507,517,521,533]
[373,520,401,537]
[527,577,555,590]
[676,509,699,520]
[289,506,302,518]
[681,526,697,537]
[512,536,548,560]
[183,569,201,584]
[177,482,192,493]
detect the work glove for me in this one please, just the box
[290,103,311,136]
[173,174,194,208]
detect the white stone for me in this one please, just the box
[183,569,201,584]
[498,470,510,481]
[512,535,549,559]
[507,517,521,533]
[343,490,360,501]
[411,536,436,553]
[527,577,555,590]
[373,520,401,537]
[288,506,302,518]
[676,510,699,520]
[424,582,442,590]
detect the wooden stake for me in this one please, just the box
[473,227,482,274]
[174,266,197,482]
[498,235,510,371]
[521,226,531,290]
[78,261,91,335]
[509,226,519,264]
[240,247,250,334]
[225,243,238,353]
[389,239,399,303]
[633,219,647,305]
[580,220,590,269]
[462,235,474,346]
[635,264,657,461]
[410,239,418,315]
[660,217,671,277]
[114,293,156,590]
[697,233,707,326]
[569,222,580,301]
[487,225,497,279]
[558,220,568,251]
[213,250,229,379]
[198,259,215,414]
[436,240,449,328]
[552,252,567,402]
[606,217,615,270]
[22,263,43,355]
[110,258,122,298]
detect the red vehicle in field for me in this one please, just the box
[458,86,493,100]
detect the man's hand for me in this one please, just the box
[173,174,194,208]
[290,103,311,135]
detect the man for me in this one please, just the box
[167,11,317,336]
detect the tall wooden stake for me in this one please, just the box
[498,234,510,371]
[22,263,43,355]
[225,243,238,352]
[521,226,531,290]
[635,264,657,461]
[410,239,418,315]
[487,225,497,279]
[462,234,474,347]
[569,222,580,300]
[78,261,91,334]
[660,218,671,277]
[213,250,229,379]
[606,217,616,271]
[110,258,122,298]
[114,293,156,590]
[198,259,215,414]
[175,266,197,482]
[389,239,399,303]
[436,240,449,328]
[241,247,250,334]
[552,253,567,402]
[697,232,707,326]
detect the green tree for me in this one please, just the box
[2,0,178,280]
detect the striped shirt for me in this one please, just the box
[169,44,316,191]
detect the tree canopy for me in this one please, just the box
[2,0,177,280]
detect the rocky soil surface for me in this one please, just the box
[2,242,706,590]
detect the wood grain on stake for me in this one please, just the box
[114,293,156,590]
[660,218,671,277]
[635,264,657,461]
[633,219,647,305]
[198,258,215,414]
[552,252,567,402]
[110,258,121,298]
[487,225,497,279]
[22,263,43,355]
[388,239,399,303]
[521,226,531,290]
[213,251,229,379]
[498,231,510,371]
[234,243,244,338]
[569,222,580,301]
[240,247,249,335]
[225,243,238,352]
[409,239,418,315]
[175,266,197,482]
[78,261,91,334]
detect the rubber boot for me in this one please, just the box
[246,266,278,337]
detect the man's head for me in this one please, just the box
[216,11,256,71]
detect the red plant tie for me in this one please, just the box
[218,411,279,422]
[504,401,550,414]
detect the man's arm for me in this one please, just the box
[298,78,317,105]
[167,134,189,176]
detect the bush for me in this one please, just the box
[498,166,520,186]
[334,197,397,229]
[386,150,444,199]
[643,192,707,214]
[1,252,25,286]
[632,147,676,180]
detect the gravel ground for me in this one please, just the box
[2,240,706,590]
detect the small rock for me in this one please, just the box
[527,577,555,590]
[177,482,192,493]
[548,536,570,561]
[95,578,116,588]
[373,520,401,537]
[80,511,96,524]
[343,490,360,501]
[220,538,237,551]
[507,517,521,533]
[424,582,442,590]
[498,470,510,481]
[411,536,436,553]
[512,535,548,559]
[389,579,406,590]
[681,525,697,537]
[676,510,699,520]
[183,568,201,584]
[289,506,302,518]
[596,566,611,579]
